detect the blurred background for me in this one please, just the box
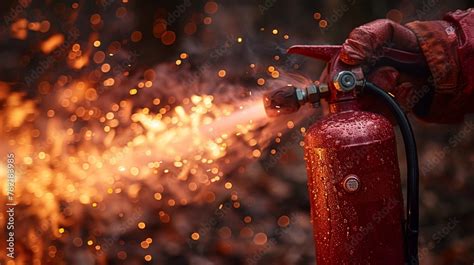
[0,0,473,264]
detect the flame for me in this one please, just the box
[0,6,311,262]
[0,71,280,262]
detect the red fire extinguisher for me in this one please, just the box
[263,45,420,264]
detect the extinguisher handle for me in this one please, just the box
[374,47,429,75]
[287,45,427,70]
[380,47,427,67]
[364,82,419,265]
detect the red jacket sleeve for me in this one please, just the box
[406,8,474,123]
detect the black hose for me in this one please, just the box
[364,82,419,265]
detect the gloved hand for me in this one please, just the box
[318,9,474,123]
[340,19,420,65]
[322,19,432,115]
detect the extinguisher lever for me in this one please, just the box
[287,45,427,71]
[287,45,341,61]
[364,82,419,265]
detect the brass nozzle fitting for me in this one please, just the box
[263,83,327,117]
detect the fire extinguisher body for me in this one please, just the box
[304,101,405,265]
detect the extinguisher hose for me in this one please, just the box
[364,82,419,265]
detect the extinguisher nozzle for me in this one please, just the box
[263,85,301,117]
[263,83,325,117]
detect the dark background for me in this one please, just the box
[0,0,474,264]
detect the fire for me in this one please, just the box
[0,5,311,263]
[0,72,282,262]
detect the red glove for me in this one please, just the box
[330,9,474,123]
[325,19,432,119]
[340,19,420,65]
